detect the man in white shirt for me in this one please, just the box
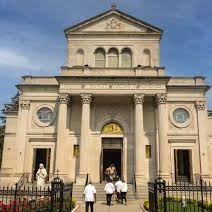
[83,180,96,212]
[104,179,115,206]
[115,177,122,201]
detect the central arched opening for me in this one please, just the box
[100,122,124,182]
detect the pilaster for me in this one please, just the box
[196,101,210,180]
[133,94,146,184]
[15,100,30,174]
[76,94,92,184]
[55,94,70,180]
[154,94,169,179]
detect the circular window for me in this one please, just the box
[33,105,56,127]
[37,107,53,123]
[170,106,192,128]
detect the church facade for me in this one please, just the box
[1,6,212,186]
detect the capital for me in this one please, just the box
[196,101,205,111]
[154,94,167,105]
[20,100,30,110]
[81,94,92,104]
[133,94,144,104]
[58,94,70,104]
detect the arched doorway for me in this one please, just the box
[100,122,124,182]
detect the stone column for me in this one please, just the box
[196,101,209,179]
[15,100,30,174]
[55,94,70,179]
[155,94,169,179]
[77,94,92,184]
[133,94,146,183]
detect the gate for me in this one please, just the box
[148,177,166,212]
[51,177,64,211]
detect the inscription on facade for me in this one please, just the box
[60,81,165,90]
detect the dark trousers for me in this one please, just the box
[85,201,94,212]
[106,194,113,206]
[116,192,120,200]
[121,192,127,204]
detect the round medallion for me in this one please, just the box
[173,108,190,124]
[170,106,192,128]
[37,107,53,123]
[33,105,56,127]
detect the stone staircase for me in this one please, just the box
[72,182,144,202]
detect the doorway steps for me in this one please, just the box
[177,175,189,183]
[72,183,136,202]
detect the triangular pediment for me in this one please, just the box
[65,8,163,34]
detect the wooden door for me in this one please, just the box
[46,149,51,181]
[174,149,178,183]
[188,150,193,183]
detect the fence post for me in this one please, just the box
[163,180,167,212]
[200,177,204,212]
[154,180,158,212]
[69,182,73,211]
[13,183,18,212]
[50,180,54,212]
[59,182,64,212]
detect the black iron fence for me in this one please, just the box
[148,177,212,212]
[0,177,74,212]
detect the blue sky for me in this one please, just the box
[0,0,212,119]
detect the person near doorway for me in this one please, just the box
[104,167,110,181]
[120,179,128,204]
[36,163,47,188]
[83,180,96,212]
[104,179,115,206]
[115,177,122,202]
[108,164,117,180]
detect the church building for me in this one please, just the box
[1,5,212,186]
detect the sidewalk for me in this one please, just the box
[76,201,142,212]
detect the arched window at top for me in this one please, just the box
[95,48,106,67]
[108,48,119,68]
[121,48,132,68]
[76,49,84,66]
[143,49,151,66]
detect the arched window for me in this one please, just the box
[76,49,84,66]
[108,48,119,68]
[95,48,105,67]
[143,49,151,66]
[121,48,132,68]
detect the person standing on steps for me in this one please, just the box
[104,178,115,206]
[120,179,128,205]
[115,177,122,202]
[83,180,96,212]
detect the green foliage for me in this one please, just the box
[143,200,149,210]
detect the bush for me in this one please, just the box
[143,200,149,211]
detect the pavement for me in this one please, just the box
[76,201,142,212]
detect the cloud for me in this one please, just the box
[0,48,39,70]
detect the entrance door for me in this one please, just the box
[103,149,122,178]
[174,149,192,183]
[101,138,123,182]
[32,148,51,182]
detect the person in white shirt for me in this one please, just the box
[83,180,96,212]
[115,177,122,201]
[104,179,115,206]
[120,179,128,204]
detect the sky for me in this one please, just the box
[0,0,212,119]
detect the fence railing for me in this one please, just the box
[16,173,30,190]
[148,177,212,212]
[0,177,74,212]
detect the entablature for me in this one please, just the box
[56,76,169,95]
